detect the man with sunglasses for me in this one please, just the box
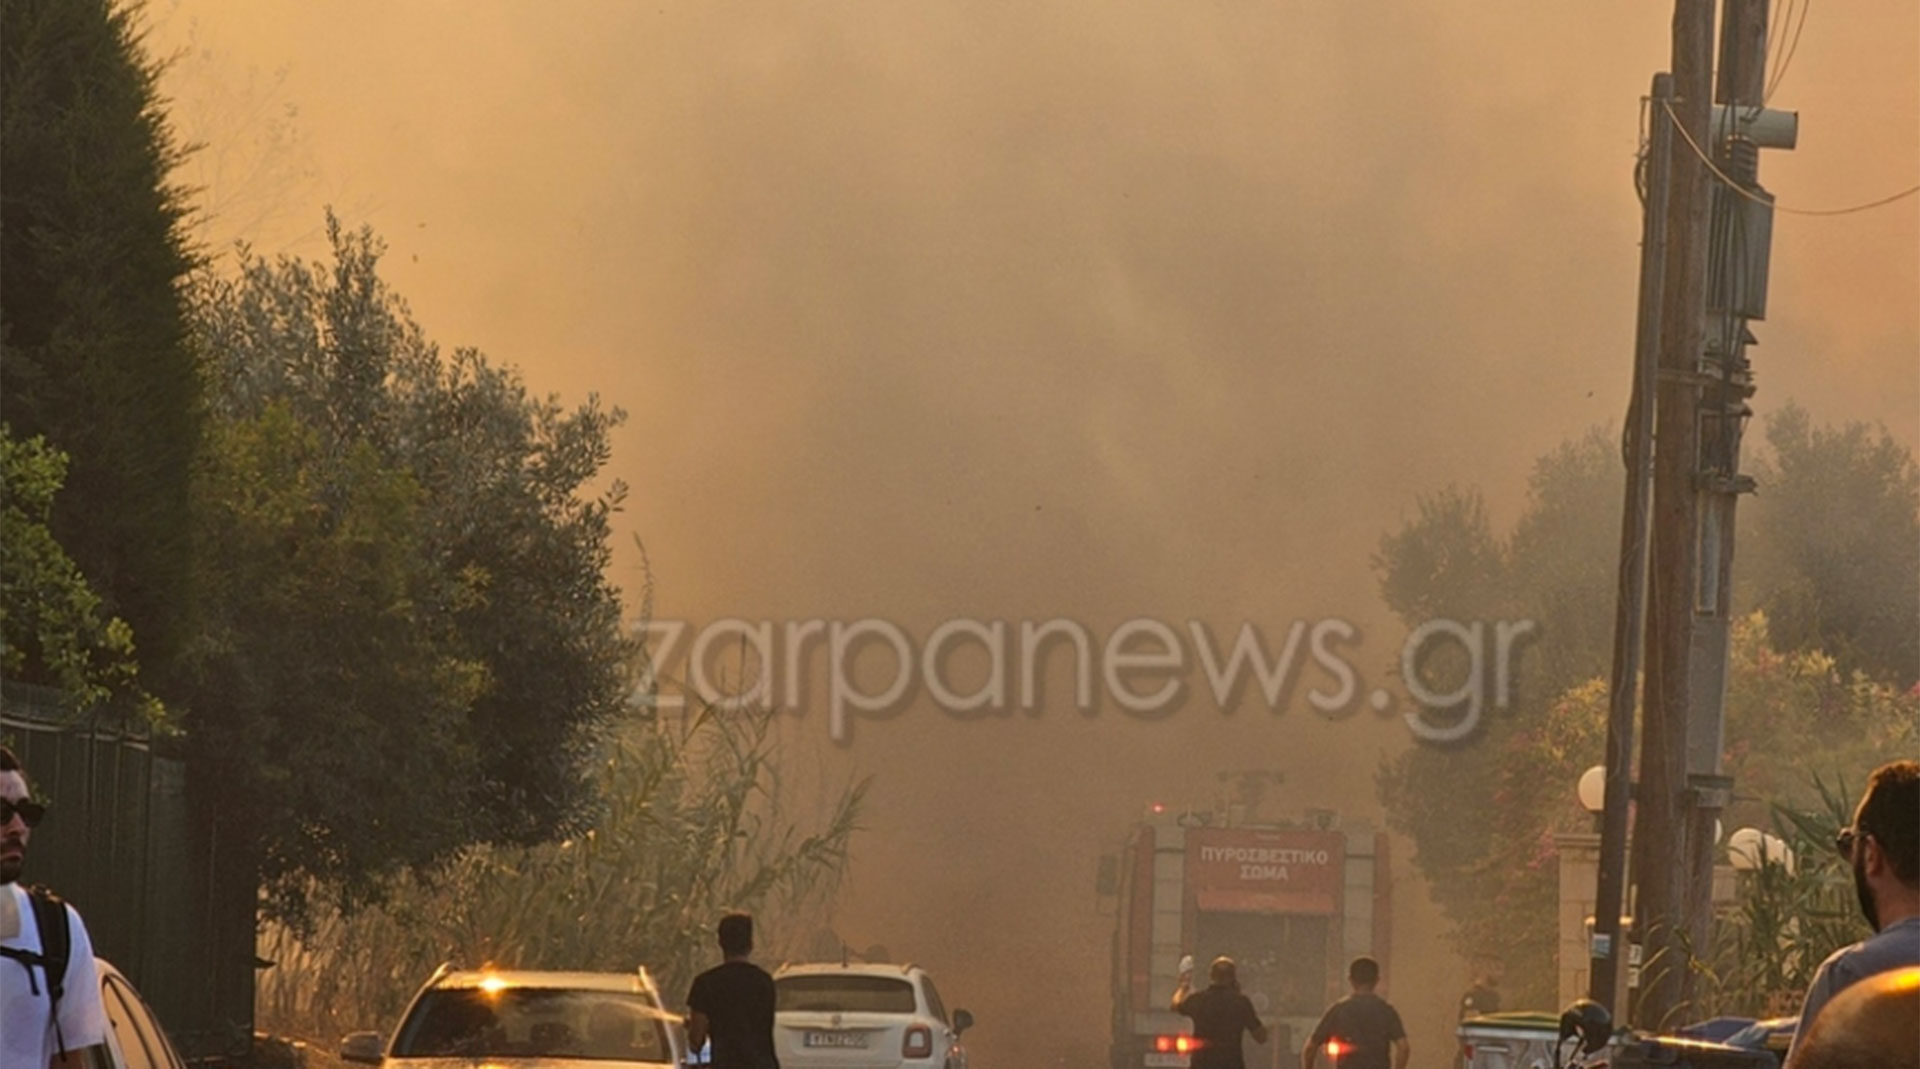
[1789,759,1920,1054]
[0,745,110,1069]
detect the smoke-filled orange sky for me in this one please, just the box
[149,2,1916,1064]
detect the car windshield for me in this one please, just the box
[392,986,672,1062]
[776,975,917,1014]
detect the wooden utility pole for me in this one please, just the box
[1631,0,1716,1030]
[1589,70,1673,1016]
[1598,0,1793,1028]
[1683,0,1771,975]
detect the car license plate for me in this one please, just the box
[1144,1055,1188,1068]
[805,1032,869,1049]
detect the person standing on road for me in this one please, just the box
[1302,957,1408,1069]
[1456,967,1501,1022]
[1789,759,1920,1053]
[1454,963,1502,1069]
[686,912,780,1069]
[1172,956,1270,1069]
[0,745,110,1069]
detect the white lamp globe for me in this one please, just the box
[1577,765,1608,814]
[1763,832,1796,875]
[1728,826,1767,871]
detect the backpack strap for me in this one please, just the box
[25,886,69,1004]
[0,944,47,994]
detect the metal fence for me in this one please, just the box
[0,684,255,1061]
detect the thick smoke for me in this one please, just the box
[153,2,1917,1064]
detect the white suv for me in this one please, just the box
[773,962,973,1069]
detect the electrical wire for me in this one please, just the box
[1662,99,1920,217]
[1762,0,1791,102]
[1765,0,1810,105]
[1633,95,1652,208]
[1764,0,1788,76]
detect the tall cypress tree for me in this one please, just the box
[0,0,200,686]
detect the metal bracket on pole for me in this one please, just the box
[1693,473,1757,495]
[1687,774,1735,810]
[1657,368,1718,388]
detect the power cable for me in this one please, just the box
[1765,0,1811,105]
[1762,0,1790,101]
[1764,0,1789,76]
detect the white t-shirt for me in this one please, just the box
[0,883,108,1067]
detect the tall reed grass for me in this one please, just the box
[256,701,866,1049]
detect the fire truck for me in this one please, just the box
[1104,806,1392,1069]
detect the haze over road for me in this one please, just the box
[150,3,1917,1063]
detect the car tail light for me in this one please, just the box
[1325,1038,1353,1062]
[904,1025,934,1059]
[1154,1035,1201,1055]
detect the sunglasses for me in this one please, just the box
[1835,825,1871,858]
[0,797,45,828]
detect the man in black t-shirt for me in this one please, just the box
[1172,956,1270,1069]
[1303,957,1408,1069]
[686,913,780,1069]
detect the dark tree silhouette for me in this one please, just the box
[1,0,201,687]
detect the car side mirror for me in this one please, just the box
[952,1009,974,1035]
[340,1031,385,1064]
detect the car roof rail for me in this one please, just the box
[901,963,916,975]
[428,961,457,984]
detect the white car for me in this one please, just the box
[98,958,187,1069]
[342,965,685,1067]
[774,962,973,1069]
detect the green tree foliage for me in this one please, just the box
[0,0,200,683]
[254,704,867,1044]
[190,404,486,910]
[1741,404,1920,685]
[186,216,632,914]
[1489,618,1914,1014]
[1374,414,1920,1003]
[0,427,153,717]
[1373,430,1619,993]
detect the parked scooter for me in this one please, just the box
[1553,999,1614,1069]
